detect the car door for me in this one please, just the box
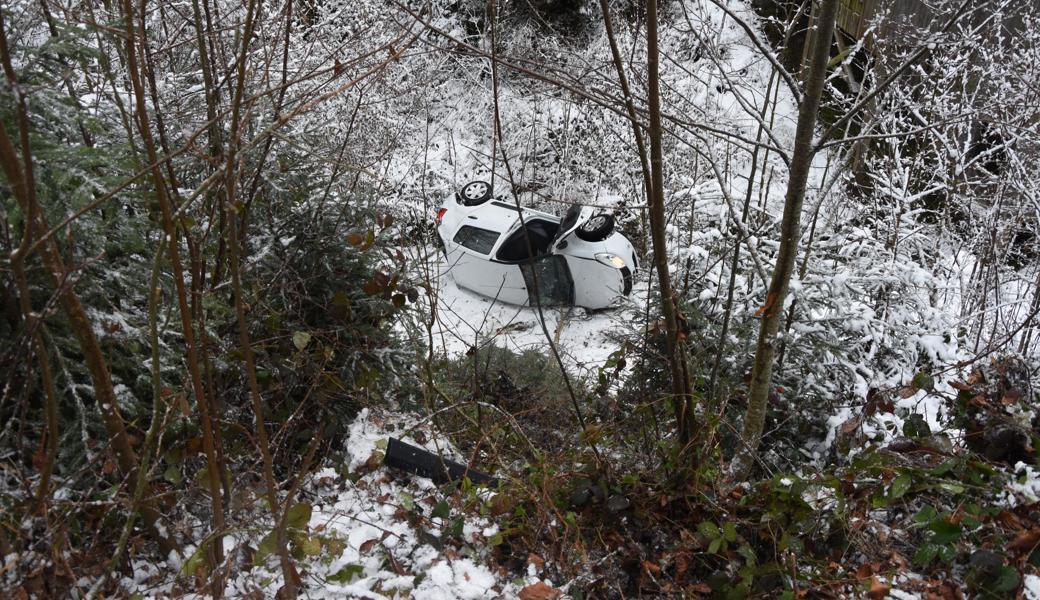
[445,224,529,304]
[521,255,574,306]
[549,205,592,250]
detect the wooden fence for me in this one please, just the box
[835,0,939,39]
[835,0,1033,40]
[836,0,872,38]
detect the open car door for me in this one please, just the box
[551,205,592,250]
[551,205,615,250]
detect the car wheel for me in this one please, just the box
[458,180,492,206]
[575,213,614,242]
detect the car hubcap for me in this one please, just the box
[464,183,488,199]
[584,215,607,230]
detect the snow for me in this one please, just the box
[1001,462,1040,507]
[114,409,554,599]
[412,559,497,600]
[344,407,461,472]
[1025,574,1040,600]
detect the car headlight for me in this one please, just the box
[595,253,626,269]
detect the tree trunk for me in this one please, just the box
[732,0,840,477]
[646,0,695,453]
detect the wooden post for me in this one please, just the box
[800,1,816,73]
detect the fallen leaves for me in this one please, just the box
[867,576,891,600]
[359,537,380,555]
[1006,527,1040,554]
[641,559,662,575]
[518,581,562,600]
[840,415,863,436]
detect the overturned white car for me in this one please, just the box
[435,181,637,309]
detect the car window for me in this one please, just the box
[453,225,500,255]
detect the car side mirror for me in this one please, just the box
[555,240,568,250]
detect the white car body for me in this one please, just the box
[435,184,637,310]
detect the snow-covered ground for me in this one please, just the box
[117,409,563,599]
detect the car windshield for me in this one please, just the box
[453,225,500,255]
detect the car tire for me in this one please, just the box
[458,180,493,206]
[575,213,614,242]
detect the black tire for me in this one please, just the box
[575,213,614,242]
[458,180,493,206]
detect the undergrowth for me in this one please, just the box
[436,348,1040,598]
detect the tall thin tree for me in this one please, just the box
[732,0,840,476]
[646,0,695,454]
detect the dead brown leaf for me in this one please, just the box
[359,538,380,555]
[1001,390,1022,406]
[518,581,562,600]
[840,416,863,436]
[994,510,1023,529]
[1007,528,1040,553]
[359,451,383,474]
[642,560,662,575]
[867,577,891,600]
[923,580,964,600]
[489,494,513,517]
[898,386,918,399]
[889,551,909,570]
[855,563,874,579]
[386,550,407,575]
[865,389,896,415]
[969,394,989,408]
